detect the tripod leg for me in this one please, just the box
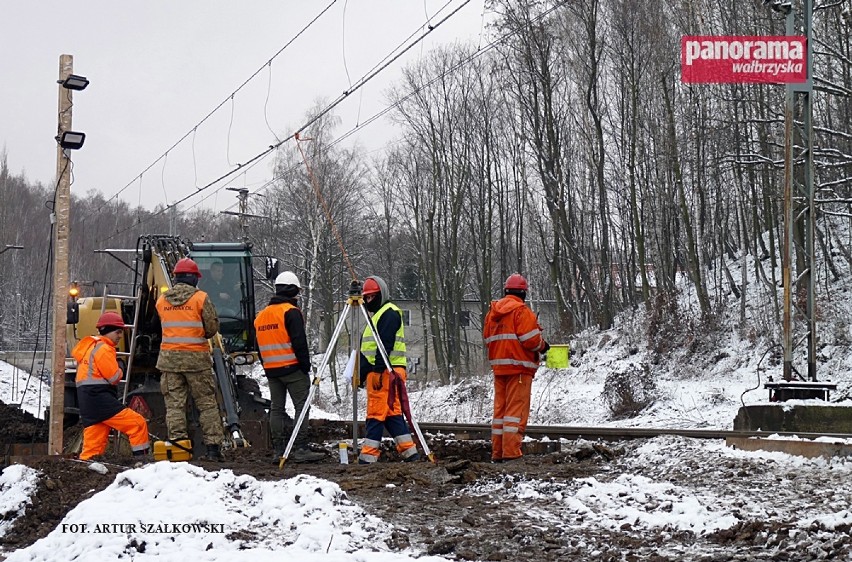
[280,302,353,468]
[357,304,434,462]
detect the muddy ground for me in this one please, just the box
[2,399,852,561]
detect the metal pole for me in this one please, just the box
[780,0,816,382]
[49,54,74,455]
[350,291,361,454]
[801,0,816,381]
[781,77,794,381]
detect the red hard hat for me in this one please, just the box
[362,277,381,296]
[96,311,124,330]
[173,258,202,277]
[504,273,528,291]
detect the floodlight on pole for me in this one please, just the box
[59,74,89,91]
[57,131,86,150]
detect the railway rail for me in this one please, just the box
[316,420,852,443]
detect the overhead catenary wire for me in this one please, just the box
[95,0,340,213]
[123,0,568,233]
[102,1,475,242]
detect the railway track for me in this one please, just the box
[315,420,852,443]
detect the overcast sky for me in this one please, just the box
[1,1,487,212]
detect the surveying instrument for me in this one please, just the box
[278,279,434,467]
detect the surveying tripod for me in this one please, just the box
[279,280,433,467]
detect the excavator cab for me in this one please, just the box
[191,243,258,363]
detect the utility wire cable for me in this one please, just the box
[161,1,561,235]
[124,0,560,233]
[103,0,472,241]
[96,0,339,213]
[264,62,282,143]
[295,0,471,137]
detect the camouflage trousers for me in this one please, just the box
[160,370,223,446]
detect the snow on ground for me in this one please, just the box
[0,465,39,539]
[3,462,452,562]
[0,360,48,419]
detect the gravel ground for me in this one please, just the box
[3,431,852,561]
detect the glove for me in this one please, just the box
[541,341,551,354]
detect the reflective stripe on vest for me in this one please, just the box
[488,357,540,370]
[75,339,122,386]
[361,302,406,367]
[156,291,209,352]
[254,302,300,369]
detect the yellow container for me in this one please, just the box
[545,344,570,369]
[153,439,193,462]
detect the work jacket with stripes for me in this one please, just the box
[255,297,310,377]
[361,301,406,373]
[483,295,546,377]
[155,283,219,372]
[72,335,125,426]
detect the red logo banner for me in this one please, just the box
[681,36,807,84]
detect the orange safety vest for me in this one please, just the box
[156,290,209,353]
[254,302,299,369]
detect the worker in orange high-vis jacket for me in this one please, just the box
[155,257,224,461]
[483,273,549,463]
[358,275,419,464]
[73,311,150,461]
[254,271,324,464]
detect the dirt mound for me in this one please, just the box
[0,400,48,444]
[0,457,113,550]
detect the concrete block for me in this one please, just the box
[733,404,852,433]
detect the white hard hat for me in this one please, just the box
[275,271,301,288]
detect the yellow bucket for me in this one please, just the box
[545,344,570,369]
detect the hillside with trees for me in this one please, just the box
[1,0,850,386]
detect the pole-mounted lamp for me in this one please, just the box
[57,131,86,150]
[56,72,88,149]
[59,74,89,91]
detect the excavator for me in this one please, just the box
[64,234,276,451]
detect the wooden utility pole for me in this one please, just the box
[48,54,74,455]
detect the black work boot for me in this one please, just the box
[289,447,325,463]
[403,452,421,463]
[205,444,224,462]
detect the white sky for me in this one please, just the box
[0,1,488,212]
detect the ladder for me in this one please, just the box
[98,285,143,404]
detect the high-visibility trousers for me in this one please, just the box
[80,408,149,460]
[364,368,405,422]
[491,373,533,461]
[358,415,417,464]
[359,368,417,463]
